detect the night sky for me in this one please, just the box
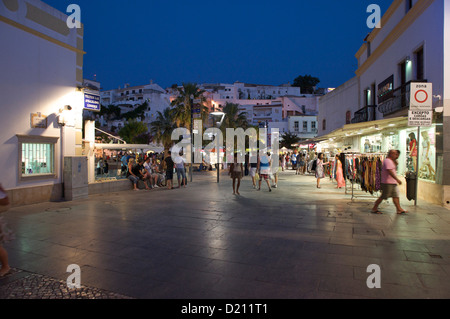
[43,0,394,90]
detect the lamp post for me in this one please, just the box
[211,111,225,183]
[190,94,194,182]
[58,105,72,200]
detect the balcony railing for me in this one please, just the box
[378,80,427,116]
[351,105,377,124]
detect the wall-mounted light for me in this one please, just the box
[406,56,411,63]
[58,105,73,126]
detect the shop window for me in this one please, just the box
[17,135,58,181]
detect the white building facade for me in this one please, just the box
[100,82,171,130]
[316,0,450,207]
[0,0,86,205]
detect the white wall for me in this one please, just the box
[359,0,444,116]
[318,77,359,136]
[0,0,82,190]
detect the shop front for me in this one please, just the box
[312,115,444,206]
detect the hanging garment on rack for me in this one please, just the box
[375,157,382,191]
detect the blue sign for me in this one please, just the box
[84,93,101,112]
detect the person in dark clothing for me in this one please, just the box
[133,159,151,190]
[164,151,175,190]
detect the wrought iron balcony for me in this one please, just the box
[378,80,427,116]
[351,105,377,124]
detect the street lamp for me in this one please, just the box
[190,94,194,182]
[211,111,225,183]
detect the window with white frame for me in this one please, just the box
[294,121,299,132]
[17,135,58,180]
[303,121,308,132]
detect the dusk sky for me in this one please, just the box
[44,0,394,90]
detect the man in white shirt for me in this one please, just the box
[175,153,187,188]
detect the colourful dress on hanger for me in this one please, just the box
[336,159,345,188]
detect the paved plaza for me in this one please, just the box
[1,169,450,299]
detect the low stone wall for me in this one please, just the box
[88,179,132,195]
[7,183,62,207]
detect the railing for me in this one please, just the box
[351,105,377,124]
[378,80,428,116]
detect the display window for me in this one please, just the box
[360,134,383,153]
[417,127,436,182]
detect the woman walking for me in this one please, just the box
[229,153,244,195]
[335,154,345,188]
[315,153,329,188]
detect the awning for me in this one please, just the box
[306,116,408,143]
[94,143,164,153]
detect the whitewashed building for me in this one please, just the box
[0,0,86,205]
[316,0,450,207]
[100,81,171,130]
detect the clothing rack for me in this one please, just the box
[344,152,386,201]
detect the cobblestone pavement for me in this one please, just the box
[0,268,132,299]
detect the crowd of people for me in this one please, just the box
[121,148,408,215]
[120,151,187,191]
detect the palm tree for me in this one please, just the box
[218,102,251,153]
[220,102,249,132]
[171,83,208,128]
[280,132,301,149]
[150,107,177,150]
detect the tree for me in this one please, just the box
[280,132,301,149]
[170,83,209,128]
[121,101,148,121]
[150,107,177,150]
[118,119,148,144]
[98,104,121,121]
[292,75,320,94]
[220,102,250,132]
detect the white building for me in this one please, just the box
[0,0,86,205]
[100,81,171,130]
[318,76,359,136]
[316,0,450,207]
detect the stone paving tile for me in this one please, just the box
[1,170,450,299]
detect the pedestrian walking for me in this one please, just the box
[258,152,272,192]
[335,154,345,189]
[229,153,244,195]
[280,153,286,171]
[291,152,297,170]
[315,153,329,188]
[175,151,187,188]
[296,153,303,175]
[0,183,12,277]
[371,150,408,215]
[248,153,259,189]
[270,152,278,188]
